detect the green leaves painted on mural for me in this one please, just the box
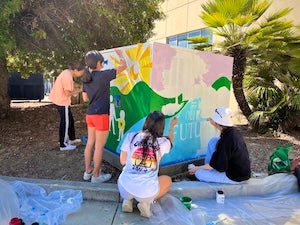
[107,81,187,151]
[211,76,232,91]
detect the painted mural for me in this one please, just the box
[101,42,233,166]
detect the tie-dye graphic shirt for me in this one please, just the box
[118,132,171,198]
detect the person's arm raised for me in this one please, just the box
[115,49,127,75]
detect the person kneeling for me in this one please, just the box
[117,111,177,218]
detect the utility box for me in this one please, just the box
[9,73,44,101]
[102,42,233,175]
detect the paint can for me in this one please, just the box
[216,190,225,204]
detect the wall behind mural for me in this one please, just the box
[101,42,233,166]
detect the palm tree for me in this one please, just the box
[245,38,300,132]
[196,0,296,120]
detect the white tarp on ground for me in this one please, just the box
[0,179,83,225]
[151,174,300,225]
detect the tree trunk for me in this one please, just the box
[0,57,10,119]
[228,45,252,119]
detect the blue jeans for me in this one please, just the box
[204,136,220,164]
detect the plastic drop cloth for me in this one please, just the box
[0,179,20,225]
[150,174,300,225]
[10,181,83,225]
[150,194,205,225]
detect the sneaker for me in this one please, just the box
[60,144,76,151]
[137,202,152,218]
[91,173,112,183]
[68,139,81,145]
[122,199,133,213]
[83,170,93,181]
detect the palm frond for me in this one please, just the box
[289,58,300,75]
[288,45,300,57]
[260,20,294,35]
[265,8,292,22]
[249,110,266,126]
[291,95,300,110]
[251,0,271,18]
[187,36,209,43]
[186,36,212,50]
[278,70,300,83]
[201,12,228,28]
[230,15,257,26]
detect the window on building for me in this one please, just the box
[187,30,201,49]
[177,33,188,48]
[167,28,212,49]
[201,29,213,43]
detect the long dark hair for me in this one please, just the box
[142,111,165,137]
[132,111,167,169]
[82,50,104,83]
[82,67,92,83]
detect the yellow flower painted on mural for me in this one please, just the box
[111,43,152,94]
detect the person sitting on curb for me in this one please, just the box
[291,156,300,190]
[117,111,178,218]
[188,107,251,184]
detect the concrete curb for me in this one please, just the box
[0,176,120,202]
[1,173,298,203]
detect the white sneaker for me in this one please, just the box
[68,139,81,145]
[60,144,76,151]
[83,170,93,181]
[122,199,133,213]
[91,173,112,183]
[137,202,152,218]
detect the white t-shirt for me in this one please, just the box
[118,132,172,199]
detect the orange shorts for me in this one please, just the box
[86,114,109,131]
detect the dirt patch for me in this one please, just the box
[0,100,299,183]
[0,101,121,183]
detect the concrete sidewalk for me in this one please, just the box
[1,174,300,225]
[1,176,155,225]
